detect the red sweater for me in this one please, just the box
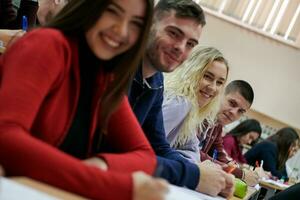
[0,28,156,200]
[223,134,247,164]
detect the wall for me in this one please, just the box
[200,12,300,130]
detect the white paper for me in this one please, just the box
[166,185,226,200]
[0,177,58,200]
[261,178,290,189]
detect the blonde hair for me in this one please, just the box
[164,46,229,147]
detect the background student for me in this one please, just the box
[223,119,262,164]
[0,0,38,29]
[162,46,234,198]
[245,127,299,181]
[129,0,231,197]
[0,0,168,200]
[199,80,260,186]
[0,0,68,51]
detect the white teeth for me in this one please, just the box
[102,35,120,48]
[201,91,211,98]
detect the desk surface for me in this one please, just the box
[12,177,87,200]
[230,186,258,200]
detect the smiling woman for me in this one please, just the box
[0,0,169,200]
[162,46,229,162]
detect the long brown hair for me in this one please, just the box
[268,127,299,170]
[46,0,154,134]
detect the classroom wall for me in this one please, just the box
[200,12,300,130]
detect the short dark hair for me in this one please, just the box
[225,80,254,105]
[268,127,299,170]
[230,119,262,139]
[155,0,206,26]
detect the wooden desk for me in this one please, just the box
[12,177,87,200]
[230,186,259,200]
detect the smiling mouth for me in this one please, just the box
[224,113,232,121]
[164,52,179,63]
[200,91,212,99]
[101,34,121,48]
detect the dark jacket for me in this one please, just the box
[245,140,288,179]
[129,68,200,189]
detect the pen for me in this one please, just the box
[212,149,218,162]
[22,16,28,31]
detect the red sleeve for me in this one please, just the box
[211,129,231,163]
[0,29,144,200]
[99,96,157,174]
[222,135,235,158]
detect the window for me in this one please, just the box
[197,0,300,48]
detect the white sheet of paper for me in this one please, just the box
[261,178,290,189]
[166,185,226,200]
[0,177,58,200]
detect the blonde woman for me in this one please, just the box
[162,46,229,162]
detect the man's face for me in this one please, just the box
[217,91,251,126]
[146,10,203,73]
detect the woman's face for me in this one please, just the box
[288,140,299,158]
[239,131,260,145]
[85,0,146,60]
[198,61,227,107]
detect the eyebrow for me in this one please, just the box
[205,71,226,81]
[168,26,199,44]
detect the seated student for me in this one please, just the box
[162,46,234,198]
[129,0,232,197]
[0,0,68,51]
[163,46,229,163]
[0,0,38,29]
[198,80,260,186]
[245,127,299,181]
[223,119,262,164]
[0,0,168,200]
[269,182,300,200]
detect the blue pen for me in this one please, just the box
[22,15,28,31]
[212,149,218,162]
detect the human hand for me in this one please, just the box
[243,168,259,186]
[219,173,235,198]
[254,167,269,179]
[196,160,226,196]
[83,157,108,171]
[133,171,168,200]
[0,29,25,49]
